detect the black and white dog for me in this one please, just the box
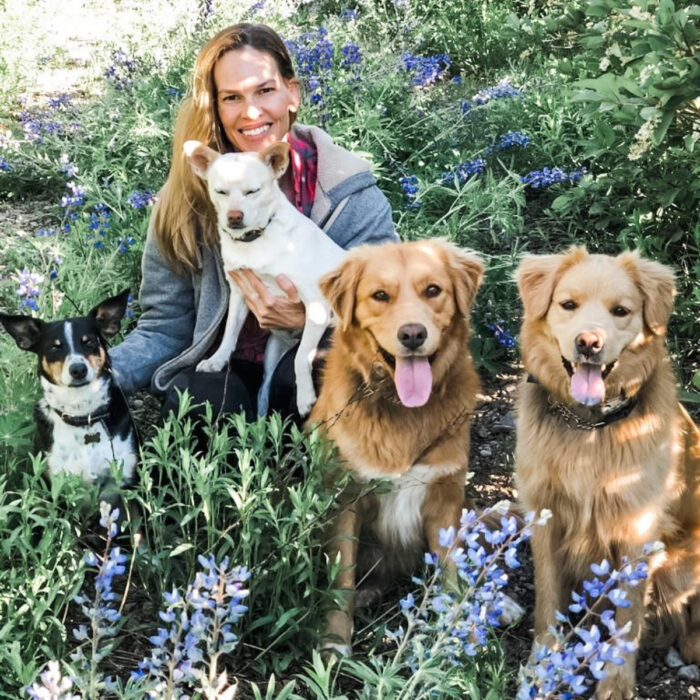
[0,289,137,484]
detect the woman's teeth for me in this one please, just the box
[241,124,270,136]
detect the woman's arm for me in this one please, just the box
[109,229,196,393]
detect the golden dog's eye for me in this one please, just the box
[372,290,390,302]
[424,284,442,298]
[611,306,630,317]
[560,300,578,311]
[244,188,260,196]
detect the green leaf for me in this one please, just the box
[653,110,675,145]
[169,542,194,557]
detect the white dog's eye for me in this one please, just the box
[244,188,260,196]
[214,189,228,196]
[560,300,578,311]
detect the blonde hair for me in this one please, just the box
[153,24,298,272]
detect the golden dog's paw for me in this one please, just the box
[594,667,636,700]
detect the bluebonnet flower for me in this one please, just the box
[69,502,126,694]
[520,166,587,189]
[166,86,182,98]
[15,268,44,312]
[199,0,215,21]
[19,110,63,144]
[518,555,650,699]
[485,130,530,154]
[49,254,63,281]
[394,505,532,670]
[60,155,78,178]
[25,660,81,700]
[451,76,462,85]
[125,293,135,319]
[0,156,11,172]
[104,49,141,89]
[461,79,523,115]
[126,189,154,209]
[401,52,450,87]
[399,174,421,210]
[340,8,358,21]
[48,93,71,109]
[117,236,135,254]
[488,321,517,348]
[341,41,362,68]
[36,227,58,237]
[133,555,250,697]
[440,158,487,186]
[60,182,85,209]
[285,29,333,121]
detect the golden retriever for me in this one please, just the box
[308,239,484,656]
[515,246,700,699]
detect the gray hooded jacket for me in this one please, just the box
[109,124,397,395]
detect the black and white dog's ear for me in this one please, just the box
[183,140,220,180]
[89,289,130,340]
[0,314,44,352]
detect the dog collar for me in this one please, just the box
[527,375,638,430]
[55,405,111,428]
[234,215,275,243]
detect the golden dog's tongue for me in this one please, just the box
[394,356,433,407]
[571,363,605,406]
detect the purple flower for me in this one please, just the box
[401,52,450,87]
[520,166,587,189]
[126,189,154,209]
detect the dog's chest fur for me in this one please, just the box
[39,378,136,483]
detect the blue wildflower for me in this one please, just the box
[15,268,44,311]
[487,321,517,348]
[401,52,450,87]
[485,130,530,154]
[0,157,11,172]
[26,661,81,700]
[341,41,362,68]
[520,166,587,189]
[440,158,486,186]
[126,189,154,209]
[399,174,422,210]
[340,8,358,21]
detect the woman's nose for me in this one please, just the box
[244,100,262,119]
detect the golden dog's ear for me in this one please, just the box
[319,255,366,331]
[183,140,219,179]
[443,243,484,315]
[260,142,290,179]
[516,248,587,319]
[619,251,676,335]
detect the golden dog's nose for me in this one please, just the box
[575,330,604,359]
[397,323,427,351]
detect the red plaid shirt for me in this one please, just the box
[230,133,318,364]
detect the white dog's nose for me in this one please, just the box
[227,210,244,228]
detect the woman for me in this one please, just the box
[109,23,396,420]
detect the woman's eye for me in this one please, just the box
[245,188,260,196]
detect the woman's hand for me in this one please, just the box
[229,269,305,330]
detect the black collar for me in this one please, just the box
[527,374,638,431]
[55,404,111,427]
[232,215,275,243]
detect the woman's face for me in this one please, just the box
[214,46,300,153]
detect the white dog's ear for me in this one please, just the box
[183,140,219,179]
[319,253,366,332]
[516,247,587,320]
[260,142,290,179]
[618,251,676,335]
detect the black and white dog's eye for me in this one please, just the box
[82,336,97,348]
[244,188,260,196]
[52,339,62,347]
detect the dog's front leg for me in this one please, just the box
[321,500,360,658]
[531,519,565,647]
[594,547,647,700]
[294,308,329,416]
[197,279,247,373]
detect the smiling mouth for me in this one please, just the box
[379,347,437,368]
[561,357,616,380]
[239,124,271,137]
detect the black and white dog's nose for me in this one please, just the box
[69,363,88,380]
[397,323,427,351]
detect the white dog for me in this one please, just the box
[184,140,346,416]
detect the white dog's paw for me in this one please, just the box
[319,641,352,659]
[296,388,316,417]
[499,594,525,626]
[196,356,227,373]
